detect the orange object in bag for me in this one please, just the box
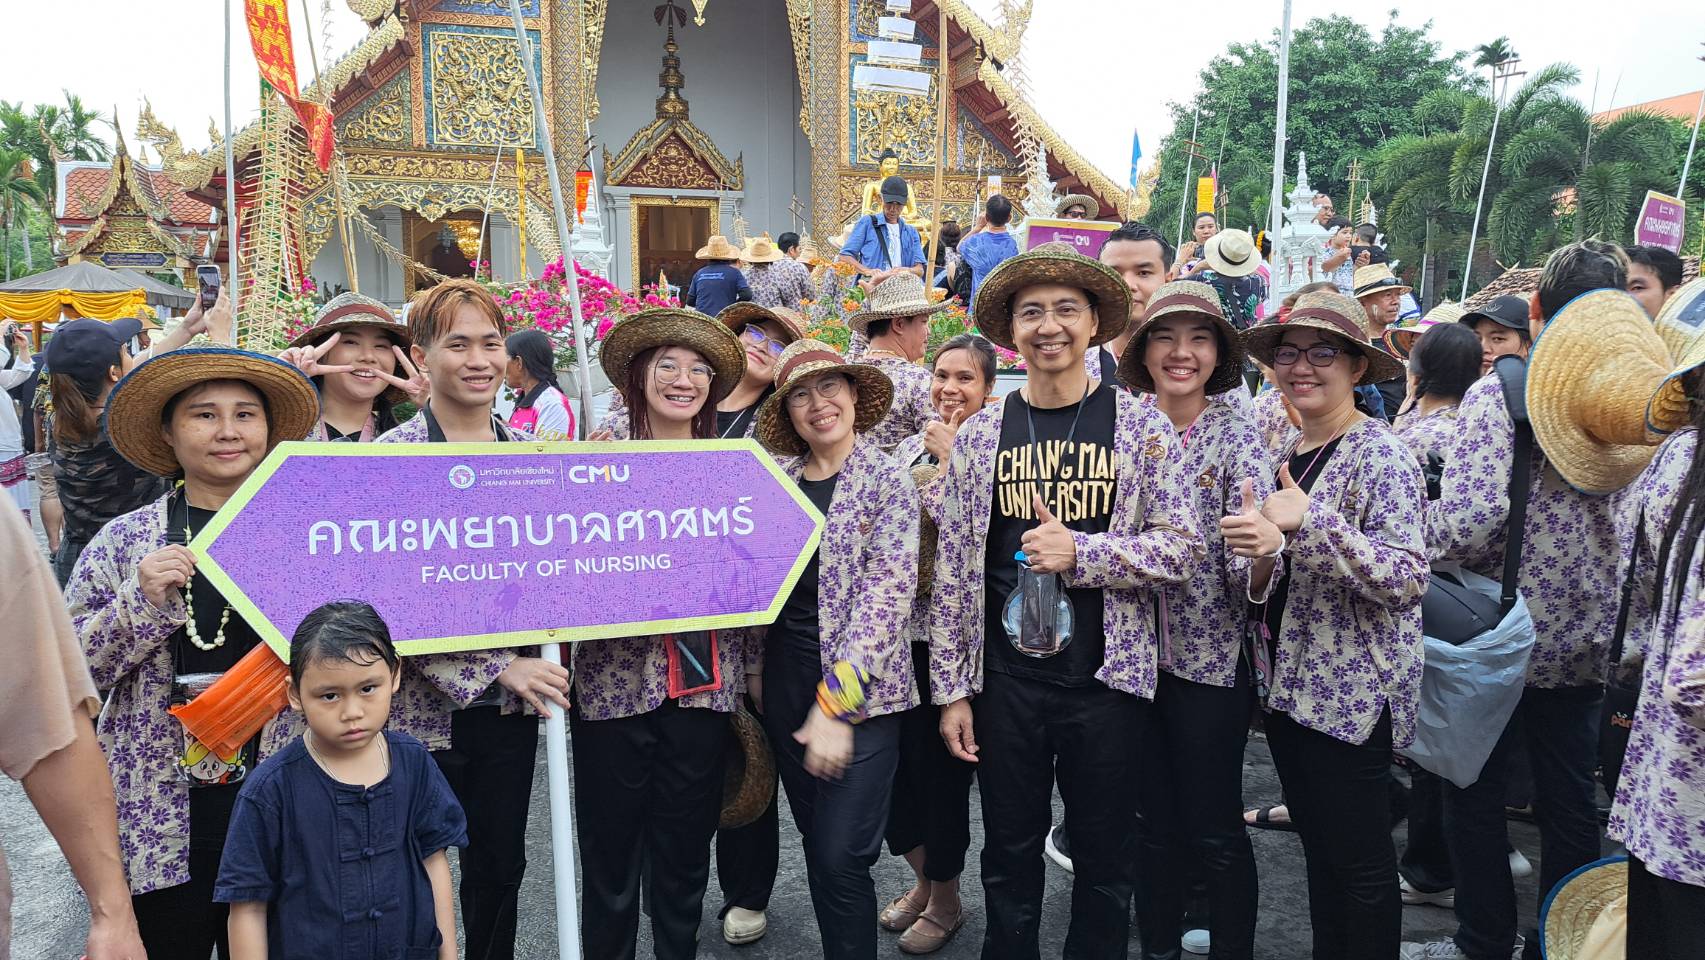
[167,643,291,759]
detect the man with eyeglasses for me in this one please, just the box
[930,244,1202,958]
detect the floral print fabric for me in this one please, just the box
[857,353,939,453]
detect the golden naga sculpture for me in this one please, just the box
[857,149,933,240]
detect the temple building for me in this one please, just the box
[139,0,1136,317]
[54,127,217,286]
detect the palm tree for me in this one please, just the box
[54,94,111,162]
[0,148,47,281]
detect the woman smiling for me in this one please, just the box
[278,292,426,442]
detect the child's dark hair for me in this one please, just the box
[289,600,401,685]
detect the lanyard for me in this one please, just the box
[719,398,761,439]
[1021,380,1092,511]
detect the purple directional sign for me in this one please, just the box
[191,440,823,657]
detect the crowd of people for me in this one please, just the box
[2,176,1703,960]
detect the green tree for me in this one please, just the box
[1143,14,1470,242]
[0,148,47,281]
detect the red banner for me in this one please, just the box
[244,0,335,171]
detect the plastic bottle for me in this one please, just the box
[1002,550,1074,657]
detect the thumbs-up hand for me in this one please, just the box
[1219,477,1285,558]
[922,408,964,462]
[1020,493,1077,574]
[1261,463,1310,534]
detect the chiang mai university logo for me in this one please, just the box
[447,464,477,490]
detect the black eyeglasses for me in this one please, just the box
[1272,344,1345,367]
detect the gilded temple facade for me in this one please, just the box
[135,0,1133,304]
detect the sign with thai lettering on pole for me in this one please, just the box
[1022,217,1120,259]
[189,440,825,658]
[1635,190,1686,253]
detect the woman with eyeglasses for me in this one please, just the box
[714,303,807,439]
[754,339,919,960]
[569,309,754,960]
[1220,289,1428,960]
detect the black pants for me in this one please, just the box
[1265,708,1400,960]
[764,644,901,960]
[1629,856,1705,959]
[1134,666,1257,960]
[432,706,539,960]
[886,643,976,882]
[717,693,780,915]
[131,845,230,960]
[975,669,1143,960]
[570,699,727,960]
[53,534,88,587]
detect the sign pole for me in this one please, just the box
[1176,101,1200,251]
[1678,69,1704,198]
[506,5,588,960]
[1266,0,1292,305]
[924,3,948,279]
[223,0,241,329]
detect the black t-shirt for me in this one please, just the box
[772,472,839,655]
[984,382,1118,686]
[715,392,768,440]
[1369,340,1405,423]
[1261,437,1342,643]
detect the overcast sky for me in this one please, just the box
[2,1,1701,190]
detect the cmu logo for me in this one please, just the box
[447,465,476,490]
[569,464,630,484]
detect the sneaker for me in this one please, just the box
[1181,928,1210,955]
[1508,847,1533,879]
[722,907,767,945]
[1399,877,1456,908]
[1044,822,1073,874]
[1399,934,1526,960]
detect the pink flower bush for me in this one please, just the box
[489,257,677,369]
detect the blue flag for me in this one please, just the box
[1129,131,1143,187]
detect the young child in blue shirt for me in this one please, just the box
[215,601,466,959]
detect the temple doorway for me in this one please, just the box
[632,196,717,293]
[403,210,492,297]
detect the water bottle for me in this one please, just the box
[1002,550,1074,658]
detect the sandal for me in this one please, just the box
[1245,804,1297,833]
[880,891,928,932]
[899,910,966,955]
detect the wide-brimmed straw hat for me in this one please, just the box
[1203,229,1261,278]
[755,339,894,456]
[1540,856,1627,960]
[1352,263,1411,300]
[720,706,775,829]
[718,302,806,344]
[847,272,949,334]
[1384,301,1466,358]
[1242,289,1406,386]
[1054,193,1099,218]
[103,347,321,477]
[598,308,748,407]
[743,234,785,264]
[287,291,411,350]
[972,243,1132,351]
[1117,280,1246,395]
[1527,289,1666,495]
[695,234,743,261]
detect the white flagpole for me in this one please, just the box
[1267,0,1293,309]
[224,0,241,331]
[1176,101,1200,250]
[507,5,588,960]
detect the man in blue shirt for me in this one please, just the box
[953,194,1020,301]
[684,235,753,317]
[839,175,926,279]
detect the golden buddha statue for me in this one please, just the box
[857,149,934,241]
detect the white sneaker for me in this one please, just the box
[1399,934,1526,959]
[1399,876,1456,908]
[1508,847,1533,879]
[1044,822,1074,874]
[723,907,767,945]
[1182,928,1210,955]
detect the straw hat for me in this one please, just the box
[598,308,748,407]
[911,461,940,597]
[797,234,825,266]
[718,302,806,344]
[1384,301,1466,359]
[1242,289,1406,385]
[695,235,743,261]
[1352,263,1411,299]
[847,272,948,334]
[1054,193,1099,219]
[1527,289,1665,494]
[1202,229,1261,278]
[755,339,894,456]
[135,309,162,333]
[1540,856,1627,960]
[720,706,775,829]
[1117,280,1246,395]
[103,347,321,477]
[287,291,410,350]
[743,234,786,264]
[1653,276,1705,368]
[972,244,1132,351]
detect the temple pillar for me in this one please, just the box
[809,0,842,241]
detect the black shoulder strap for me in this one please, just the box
[871,214,892,267]
[1493,354,1532,614]
[1610,506,1646,668]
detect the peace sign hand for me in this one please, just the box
[279,332,356,378]
[1019,494,1077,574]
[374,345,430,406]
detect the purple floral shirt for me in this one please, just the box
[1613,429,1696,681]
[1265,418,1429,745]
[776,435,921,717]
[743,258,814,311]
[1608,429,1705,885]
[1252,388,1299,471]
[928,388,1203,703]
[1136,395,1272,688]
[1427,374,1621,687]
[1392,404,1459,465]
[65,494,302,896]
[858,353,939,453]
